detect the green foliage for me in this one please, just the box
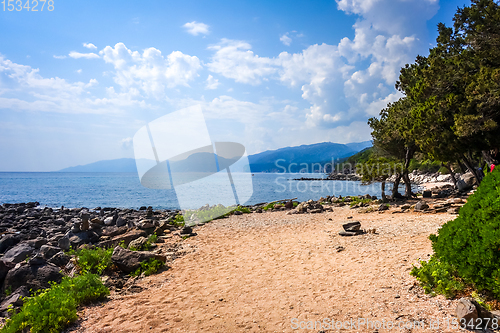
[131,258,165,277]
[1,273,108,333]
[410,256,465,298]
[358,156,403,183]
[170,214,185,227]
[68,247,113,275]
[408,159,442,173]
[428,168,500,297]
[349,197,372,207]
[262,203,275,211]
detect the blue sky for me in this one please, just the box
[0,0,469,171]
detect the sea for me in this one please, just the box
[0,172,395,210]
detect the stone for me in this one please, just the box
[101,226,128,238]
[111,246,166,273]
[3,243,35,264]
[414,201,429,212]
[115,217,127,227]
[128,236,148,250]
[0,234,20,254]
[91,217,103,225]
[284,201,294,209]
[58,236,70,251]
[26,237,47,249]
[98,229,147,248]
[137,220,154,229]
[0,260,14,286]
[40,245,61,259]
[104,216,114,226]
[342,221,361,232]
[233,210,243,215]
[457,172,476,191]
[456,298,478,324]
[400,204,411,210]
[339,231,362,236]
[47,252,71,267]
[378,204,389,211]
[180,226,193,235]
[309,209,322,214]
[255,208,262,213]
[0,286,29,313]
[3,262,63,293]
[296,203,306,213]
[422,190,432,198]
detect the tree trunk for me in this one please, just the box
[381,180,387,202]
[482,150,496,171]
[457,160,468,174]
[392,173,402,198]
[402,172,412,198]
[462,154,482,185]
[441,162,457,187]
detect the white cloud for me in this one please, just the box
[76,69,82,74]
[69,51,100,59]
[83,43,97,50]
[207,39,277,85]
[205,75,220,90]
[183,21,210,36]
[280,33,292,46]
[121,137,133,149]
[100,42,202,97]
[53,55,66,59]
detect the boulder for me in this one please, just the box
[111,246,166,273]
[422,190,432,198]
[128,236,148,250]
[104,216,114,226]
[58,236,70,251]
[115,217,127,227]
[101,226,128,238]
[457,172,476,191]
[40,245,61,259]
[0,234,20,254]
[136,220,154,229]
[0,286,29,313]
[284,201,294,209]
[378,204,389,211]
[456,298,478,325]
[98,229,147,248]
[0,260,15,286]
[3,262,63,293]
[47,252,71,267]
[3,243,35,264]
[414,201,429,212]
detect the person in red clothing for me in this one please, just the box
[491,148,499,172]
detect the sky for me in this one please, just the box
[0,0,470,171]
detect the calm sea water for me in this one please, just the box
[0,172,388,210]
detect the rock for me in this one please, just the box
[400,204,411,210]
[115,217,127,227]
[128,236,148,250]
[0,260,14,286]
[0,235,20,254]
[284,201,294,209]
[296,203,306,213]
[414,201,429,212]
[457,172,476,191]
[286,209,298,215]
[101,226,128,238]
[3,243,35,264]
[0,286,29,313]
[456,298,478,324]
[40,245,61,259]
[98,229,147,248]
[339,231,362,236]
[448,207,460,214]
[422,190,432,198]
[233,210,243,215]
[111,246,166,273]
[342,221,361,232]
[91,217,103,225]
[104,216,114,226]
[47,252,71,267]
[378,204,389,211]
[3,262,63,293]
[26,237,47,249]
[309,209,322,214]
[180,226,193,235]
[136,220,154,229]
[255,208,262,213]
[453,198,464,204]
[80,213,90,231]
[58,236,70,251]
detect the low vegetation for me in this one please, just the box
[131,258,165,277]
[68,246,113,275]
[1,273,109,333]
[411,168,500,300]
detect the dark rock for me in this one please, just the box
[3,262,63,293]
[115,217,126,227]
[26,237,47,249]
[339,230,362,236]
[136,220,154,229]
[128,236,148,249]
[111,246,166,273]
[101,226,128,238]
[378,204,389,211]
[40,245,61,259]
[3,243,35,264]
[0,234,20,254]
[457,172,475,191]
[0,286,29,313]
[58,236,70,251]
[180,226,193,235]
[342,221,361,232]
[284,201,294,209]
[233,210,243,215]
[0,260,14,286]
[309,209,322,214]
[422,190,432,198]
[99,229,147,248]
[456,298,478,324]
[47,252,71,267]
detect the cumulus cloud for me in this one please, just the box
[205,75,220,90]
[280,33,292,46]
[69,51,100,59]
[100,42,202,97]
[207,39,277,85]
[53,55,67,59]
[183,21,210,36]
[83,43,97,50]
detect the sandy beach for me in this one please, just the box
[71,203,462,333]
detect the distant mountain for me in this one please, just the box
[58,141,372,173]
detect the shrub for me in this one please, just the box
[412,168,500,298]
[131,258,165,277]
[170,214,185,227]
[410,256,464,298]
[68,247,113,275]
[1,273,108,333]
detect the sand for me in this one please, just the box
[71,206,461,333]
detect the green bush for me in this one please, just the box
[130,234,158,251]
[412,168,500,298]
[1,273,109,333]
[68,247,113,275]
[131,258,165,277]
[410,256,464,298]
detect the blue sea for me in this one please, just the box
[0,172,390,210]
